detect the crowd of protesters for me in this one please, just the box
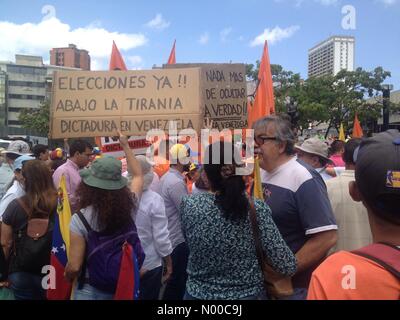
[0,115,399,300]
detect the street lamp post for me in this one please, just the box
[286,97,299,128]
[382,84,393,131]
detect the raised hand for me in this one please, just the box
[204,117,214,130]
[117,130,129,147]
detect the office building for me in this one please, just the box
[308,36,355,77]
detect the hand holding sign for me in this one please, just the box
[118,130,129,148]
[204,118,214,130]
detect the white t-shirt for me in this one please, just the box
[0,180,25,221]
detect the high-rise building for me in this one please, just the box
[0,55,47,127]
[0,54,81,128]
[50,43,90,70]
[308,36,355,78]
[0,71,7,126]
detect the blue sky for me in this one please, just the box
[1,0,399,89]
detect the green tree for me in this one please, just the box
[245,61,260,82]
[246,63,303,126]
[246,62,399,135]
[19,99,50,135]
[298,67,398,136]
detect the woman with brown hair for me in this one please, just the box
[65,133,145,300]
[1,160,57,300]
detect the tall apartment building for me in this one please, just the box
[0,55,47,127]
[50,43,90,70]
[0,71,6,126]
[308,36,355,78]
[0,54,81,127]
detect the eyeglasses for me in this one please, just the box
[255,135,278,145]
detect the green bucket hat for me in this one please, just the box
[80,156,128,190]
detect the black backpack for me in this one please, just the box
[0,246,8,281]
[11,198,53,274]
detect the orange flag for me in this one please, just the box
[109,40,127,71]
[252,76,266,121]
[259,40,275,115]
[352,113,364,138]
[167,40,176,64]
[97,41,128,148]
[247,100,253,129]
[249,40,275,127]
[263,41,275,114]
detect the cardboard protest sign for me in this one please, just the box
[163,63,248,130]
[49,68,202,138]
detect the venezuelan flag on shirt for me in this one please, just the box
[47,175,73,300]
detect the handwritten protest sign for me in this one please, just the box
[163,63,248,130]
[49,68,202,138]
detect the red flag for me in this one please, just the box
[352,113,364,138]
[114,242,139,300]
[109,41,127,71]
[167,40,176,64]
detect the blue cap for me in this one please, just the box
[14,155,35,171]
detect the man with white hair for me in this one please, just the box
[134,155,173,300]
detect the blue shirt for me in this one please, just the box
[181,193,297,300]
[261,157,337,288]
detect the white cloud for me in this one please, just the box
[316,0,338,5]
[274,0,339,6]
[250,25,300,47]
[91,58,108,71]
[376,0,398,6]
[199,32,209,45]
[127,55,143,69]
[145,13,170,30]
[0,17,148,70]
[127,55,142,65]
[220,27,232,42]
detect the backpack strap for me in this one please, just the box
[16,198,49,220]
[16,198,30,217]
[76,210,91,290]
[352,243,400,280]
[77,211,92,232]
